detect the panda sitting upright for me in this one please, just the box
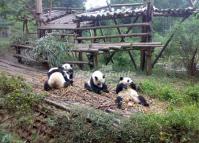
[115,77,149,109]
[84,71,109,94]
[44,63,73,91]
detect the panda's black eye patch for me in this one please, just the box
[127,80,130,82]
[103,75,105,79]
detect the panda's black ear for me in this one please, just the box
[95,76,98,81]
[120,77,123,81]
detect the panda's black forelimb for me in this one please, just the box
[102,83,109,93]
[138,95,149,107]
[85,82,101,94]
[115,96,123,109]
[44,81,51,91]
[116,83,127,94]
[84,82,91,91]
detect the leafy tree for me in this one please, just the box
[170,17,199,76]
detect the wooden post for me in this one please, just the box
[145,0,153,75]
[36,0,43,14]
[94,53,99,67]
[76,21,84,69]
[146,49,152,75]
[16,46,22,63]
[36,0,43,38]
[140,15,147,71]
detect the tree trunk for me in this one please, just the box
[186,48,198,76]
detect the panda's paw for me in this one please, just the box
[70,80,74,86]
[95,90,102,94]
[64,82,70,88]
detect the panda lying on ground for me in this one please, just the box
[84,71,109,94]
[115,77,149,108]
[44,63,73,91]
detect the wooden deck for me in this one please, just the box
[12,42,163,75]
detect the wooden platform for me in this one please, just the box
[11,42,163,75]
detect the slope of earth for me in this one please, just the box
[0,58,168,117]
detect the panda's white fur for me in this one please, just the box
[44,63,73,91]
[47,72,66,89]
[85,71,109,94]
[115,77,149,108]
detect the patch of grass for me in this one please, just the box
[139,79,180,101]
[140,80,199,105]
[121,105,199,143]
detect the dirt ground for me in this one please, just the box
[0,47,168,117]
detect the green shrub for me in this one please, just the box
[0,73,27,95]
[0,73,44,114]
[11,32,36,45]
[33,33,76,67]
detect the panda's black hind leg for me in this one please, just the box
[115,96,123,109]
[44,81,51,91]
[138,96,149,107]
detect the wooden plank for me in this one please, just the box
[88,3,143,12]
[11,44,34,49]
[72,49,98,52]
[65,61,90,64]
[76,33,150,40]
[77,23,150,30]
[39,24,76,30]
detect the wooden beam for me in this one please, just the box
[77,23,150,31]
[76,33,150,40]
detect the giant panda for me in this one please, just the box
[84,71,109,94]
[115,77,149,109]
[44,63,73,91]
[47,63,73,83]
